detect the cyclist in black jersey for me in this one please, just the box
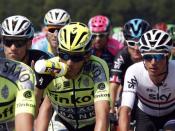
[35,22,110,131]
[109,19,151,131]
[110,18,151,113]
[0,15,54,118]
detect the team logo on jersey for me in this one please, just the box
[39,77,44,85]
[1,85,9,99]
[23,90,32,98]
[114,55,124,69]
[127,76,137,89]
[97,83,105,90]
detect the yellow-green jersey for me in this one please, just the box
[0,58,36,129]
[45,55,110,129]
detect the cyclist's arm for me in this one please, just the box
[94,100,110,131]
[118,106,131,131]
[15,88,36,131]
[35,95,53,131]
[15,113,34,131]
[34,87,44,116]
[109,82,121,113]
[118,65,137,131]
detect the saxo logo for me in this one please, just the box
[127,76,137,89]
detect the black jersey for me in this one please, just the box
[110,47,134,86]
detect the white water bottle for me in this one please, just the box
[34,59,67,77]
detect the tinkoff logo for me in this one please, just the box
[23,91,32,98]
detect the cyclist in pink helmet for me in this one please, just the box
[89,15,111,33]
[88,15,123,69]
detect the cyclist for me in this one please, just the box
[35,22,110,131]
[0,57,36,131]
[0,15,53,117]
[119,29,175,131]
[88,15,123,69]
[32,8,71,56]
[110,18,151,115]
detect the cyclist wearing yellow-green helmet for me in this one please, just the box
[35,22,110,131]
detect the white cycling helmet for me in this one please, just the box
[1,15,34,39]
[44,9,71,26]
[139,29,172,54]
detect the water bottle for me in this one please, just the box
[34,59,67,77]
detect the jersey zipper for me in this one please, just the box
[72,79,79,129]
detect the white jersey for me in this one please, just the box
[121,61,175,117]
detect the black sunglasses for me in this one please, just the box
[3,39,28,48]
[58,52,85,62]
[48,28,61,33]
[92,33,108,39]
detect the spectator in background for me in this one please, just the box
[88,15,123,70]
[32,8,71,56]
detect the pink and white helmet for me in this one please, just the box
[88,15,111,33]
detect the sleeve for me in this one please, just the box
[110,52,124,84]
[121,65,137,109]
[93,59,110,102]
[15,67,36,116]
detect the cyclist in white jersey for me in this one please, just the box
[119,29,175,131]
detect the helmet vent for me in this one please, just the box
[59,12,66,20]
[76,32,87,46]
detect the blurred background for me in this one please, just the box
[1,0,175,31]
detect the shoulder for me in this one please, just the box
[0,58,35,89]
[28,49,53,60]
[83,55,109,80]
[126,61,145,74]
[89,55,109,68]
[107,37,124,55]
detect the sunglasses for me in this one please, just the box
[126,40,140,47]
[92,33,108,38]
[58,52,85,62]
[143,53,166,61]
[3,39,28,48]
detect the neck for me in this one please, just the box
[149,67,168,86]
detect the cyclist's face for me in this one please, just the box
[126,39,142,62]
[3,38,30,61]
[59,52,88,79]
[92,33,108,50]
[46,26,62,49]
[143,52,168,76]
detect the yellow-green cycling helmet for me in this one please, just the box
[57,22,92,53]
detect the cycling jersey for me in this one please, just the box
[44,55,110,129]
[110,47,134,86]
[92,37,123,69]
[32,33,54,55]
[0,58,36,129]
[121,61,175,117]
[0,49,54,90]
